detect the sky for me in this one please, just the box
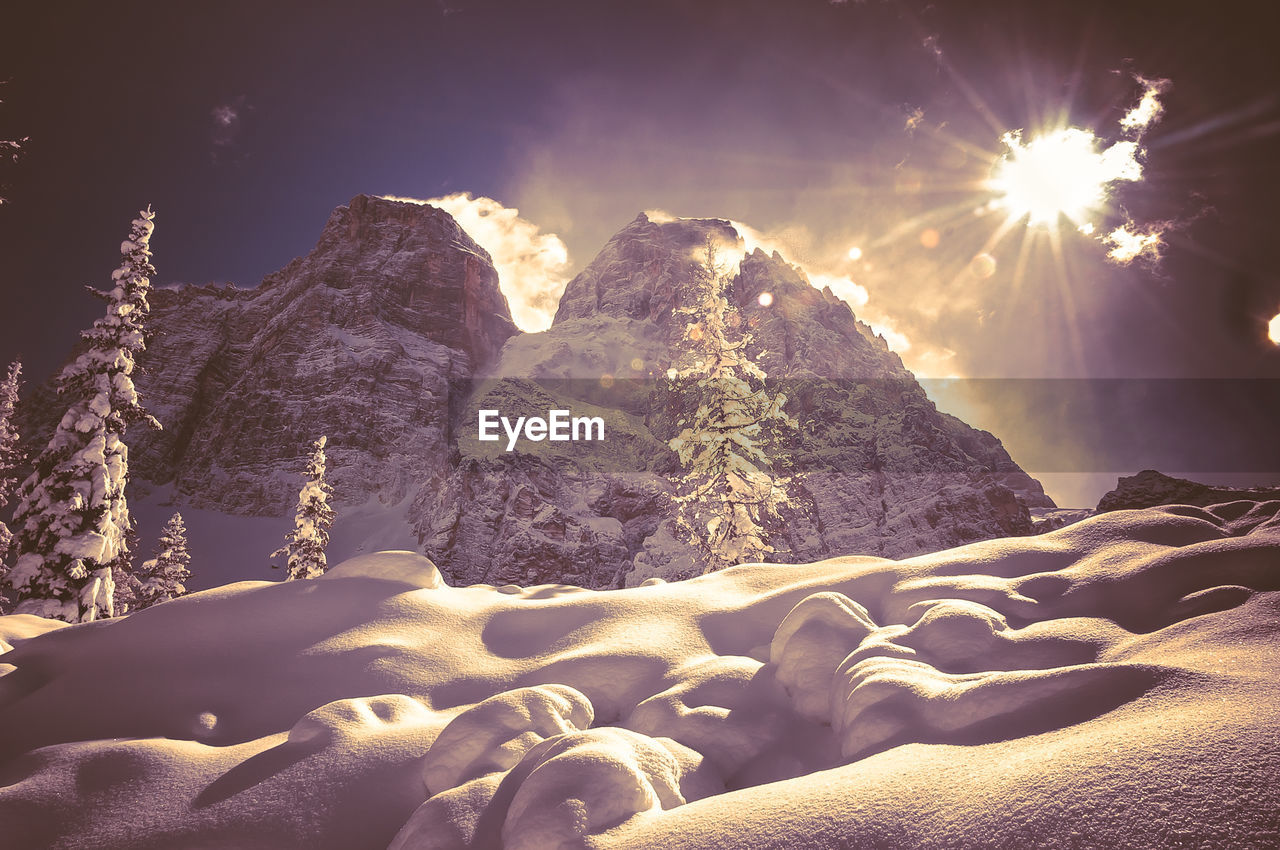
[1,0,1279,506]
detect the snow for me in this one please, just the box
[0,501,1278,847]
[321,551,443,589]
[0,614,68,675]
[123,486,421,592]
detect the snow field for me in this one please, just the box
[1,502,1278,848]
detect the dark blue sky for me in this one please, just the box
[2,0,1279,503]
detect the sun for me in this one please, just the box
[988,127,1140,228]
[1269,312,1280,345]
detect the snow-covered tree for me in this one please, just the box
[111,524,143,615]
[272,436,335,580]
[666,237,796,574]
[1,209,162,622]
[118,512,191,613]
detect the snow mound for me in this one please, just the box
[0,615,70,677]
[500,728,717,850]
[770,591,877,722]
[423,684,593,794]
[2,502,1279,848]
[320,550,445,589]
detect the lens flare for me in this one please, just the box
[970,253,997,279]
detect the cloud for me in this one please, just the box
[212,105,237,131]
[211,96,249,162]
[867,319,911,352]
[1103,222,1164,264]
[1120,76,1172,135]
[641,211,941,369]
[808,272,870,309]
[383,193,571,332]
[716,216,962,375]
[903,106,926,136]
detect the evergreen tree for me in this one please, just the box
[666,237,796,574]
[272,436,335,580]
[2,209,161,622]
[111,525,143,615]
[122,512,191,612]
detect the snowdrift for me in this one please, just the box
[2,502,1279,848]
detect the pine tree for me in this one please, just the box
[666,237,796,574]
[122,512,191,612]
[111,525,143,615]
[272,436,335,580]
[2,209,162,622]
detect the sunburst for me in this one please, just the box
[988,127,1140,229]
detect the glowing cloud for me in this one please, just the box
[727,218,794,260]
[640,211,942,372]
[642,208,681,225]
[383,193,571,332]
[1103,223,1164,264]
[1120,76,1172,134]
[809,273,870,309]
[867,320,912,353]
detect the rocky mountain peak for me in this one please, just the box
[552,214,740,327]
[553,215,902,380]
[260,194,517,367]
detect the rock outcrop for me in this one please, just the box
[1097,470,1280,512]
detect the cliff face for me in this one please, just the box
[23,201,1053,588]
[130,194,517,514]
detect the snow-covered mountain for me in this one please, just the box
[22,195,1052,586]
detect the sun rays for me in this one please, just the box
[988,127,1142,228]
